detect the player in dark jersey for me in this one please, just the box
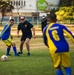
[41,16,47,33]
[17,17,36,56]
[43,13,74,75]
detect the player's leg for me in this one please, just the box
[3,39,12,56]
[3,38,19,56]
[25,38,30,56]
[65,67,72,75]
[6,46,11,56]
[11,43,19,56]
[50,53,64,75]
[18,40,25,54]
[18,36,25,54]
[62,52,72,75]
[56,66,64,75]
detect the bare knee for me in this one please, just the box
[25,41,29,45]
[25,38,30,45]
[55,65,61,70]
[12,43,16,46]
[20,41,24,46]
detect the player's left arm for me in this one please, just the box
[32,26,36,39]
[10,34,13,39]
[28,22,36,39]
[63,26,74,43]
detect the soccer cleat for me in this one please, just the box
[6,54,11,56]
[17,52,23,54]
[27,53,30,56]
[15,54,19,56]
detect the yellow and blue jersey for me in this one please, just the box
[43,23,74,54]
[0,24,11,40]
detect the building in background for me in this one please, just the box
[0,0,60,25]
[11,0,38,24]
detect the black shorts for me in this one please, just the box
[21,35,32,41]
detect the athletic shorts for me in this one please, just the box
[50,52,70,68]
[3,38,13,46]
[21,35,32,41]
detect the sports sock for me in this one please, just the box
[56,69,64,75]
[13,46,17,55]
[65,67,72,75]
[6,47,10,55]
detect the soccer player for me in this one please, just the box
[17,16,36,56]
[43,13,74,75]
[0,19,19,56]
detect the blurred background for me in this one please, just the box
[0,0,74,26]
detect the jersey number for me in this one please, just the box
[52,30,60,41]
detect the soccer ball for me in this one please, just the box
[1,55,8,61]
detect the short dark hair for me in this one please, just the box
[10,19,14,22]
[48,13,57,22]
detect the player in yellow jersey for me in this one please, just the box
[43,13,74,75]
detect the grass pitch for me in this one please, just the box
[0,37,74,75]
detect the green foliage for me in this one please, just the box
[50,8,59,14]
[59,0,73,6]
[0,0,14,23]
[56,6,74,20]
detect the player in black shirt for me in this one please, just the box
[17,17,36,56]
[41,16,47,33]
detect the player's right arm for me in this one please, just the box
[17,30,20,37]
[0,25,9,38]
[17,23,21,37]
[43,26,48,47]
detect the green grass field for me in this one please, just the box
[0,37,74,75]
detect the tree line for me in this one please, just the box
[50,0,74,23]
[0,0,14,24]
